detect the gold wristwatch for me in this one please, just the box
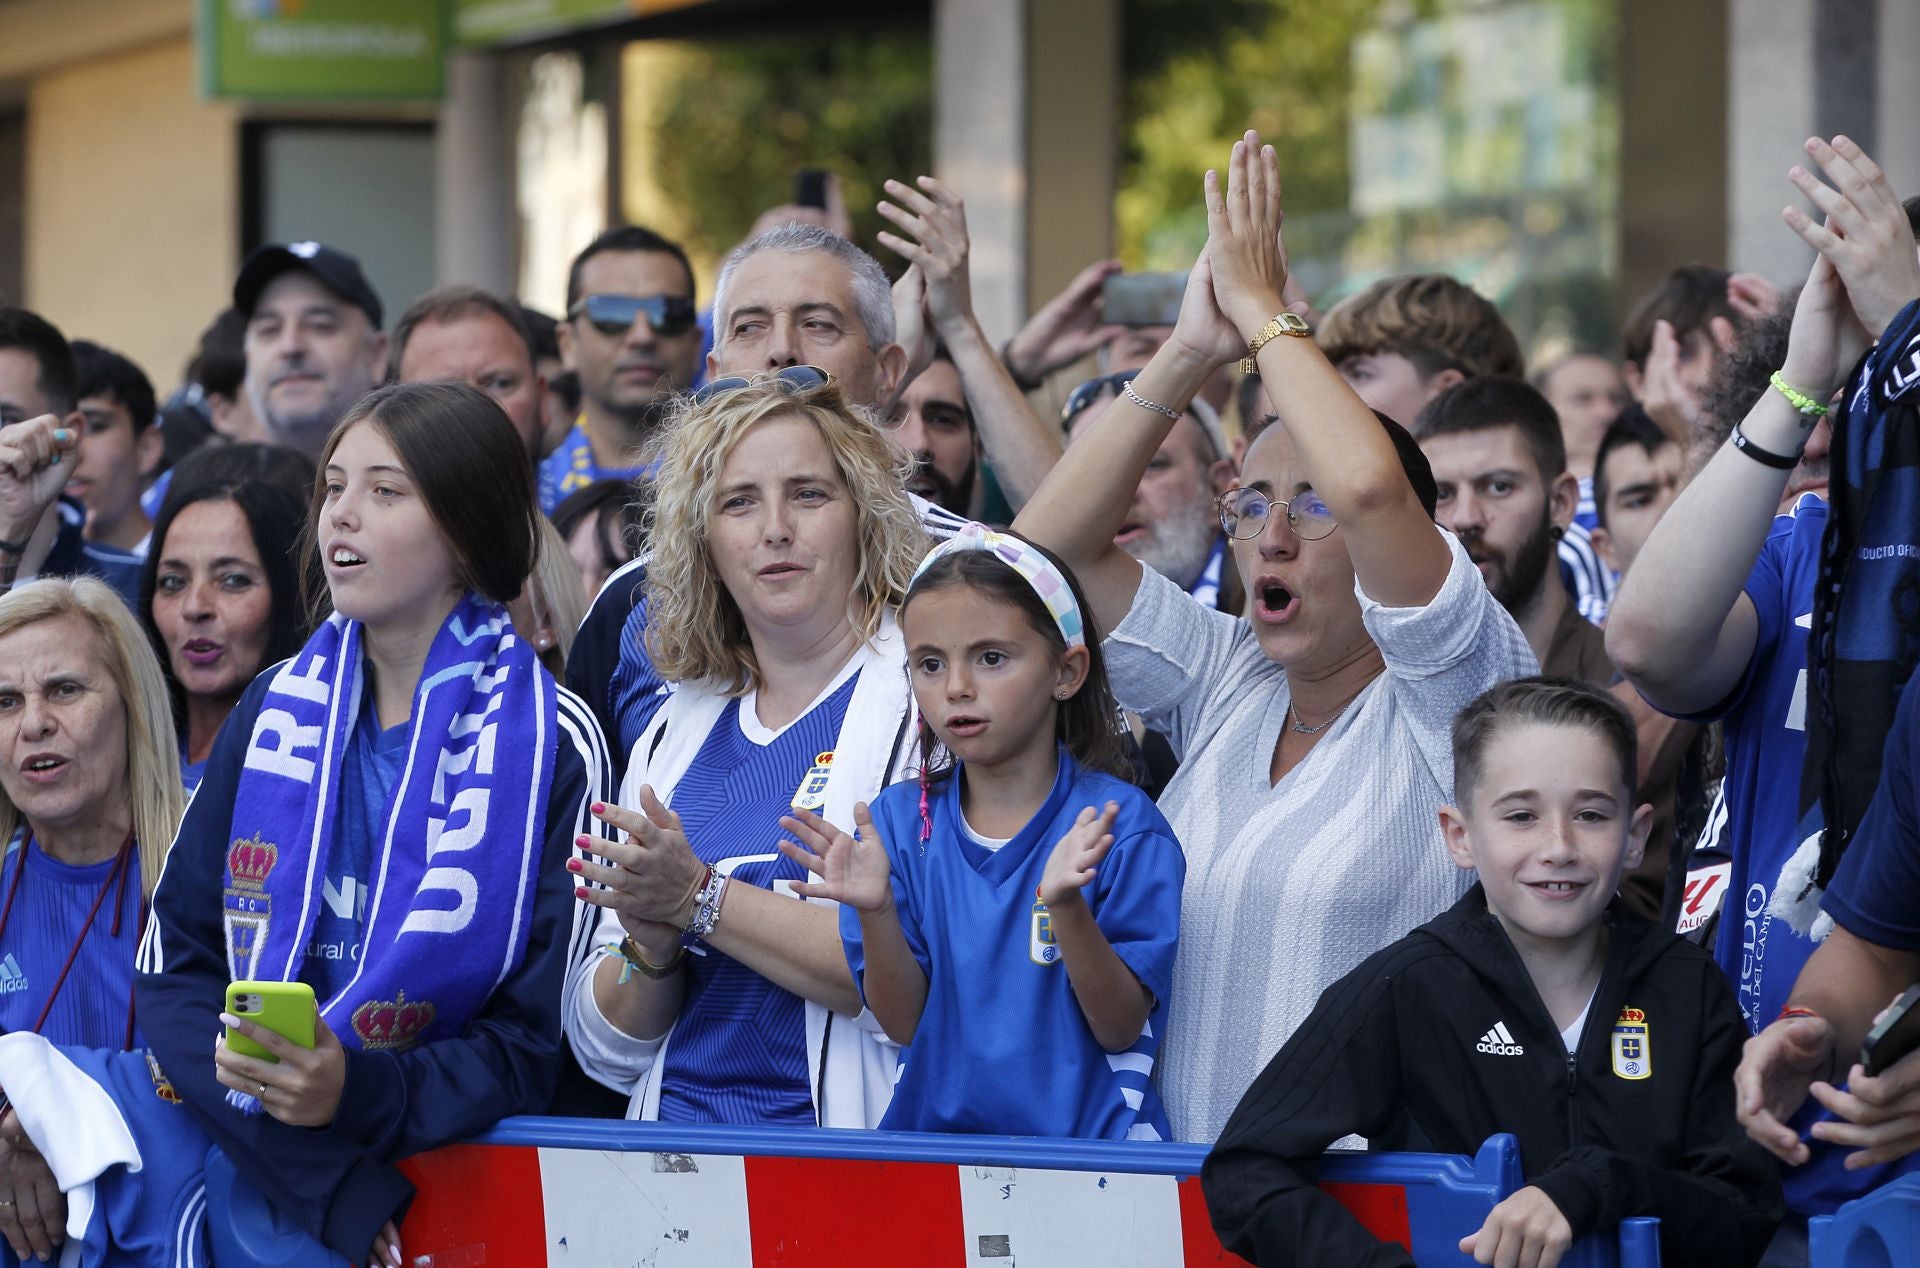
[1240,311,1312,373]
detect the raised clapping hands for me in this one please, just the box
[570,791,708,954]
[212,1011,348,1129]
[1636,318,1706,443]
[879,176,974,334]
[779,804,893,913]
[1779,251,1873,408]
[1785,135,1920,343]
[1459,1185,1573,1268]
[1003,260,1127,387]
[1166,130,1311,376]
[1205,130,1295,338]
[881,175,975,384]
[1039,801,1119,909]
[0,415,78,549]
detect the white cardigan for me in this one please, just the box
[563,617,918,1128]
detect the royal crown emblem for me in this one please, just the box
[351,990,436,1051]
[227,834,279,890]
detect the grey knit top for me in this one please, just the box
[1105,527,1537,1142]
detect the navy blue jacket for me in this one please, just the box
[135,666,609,1261]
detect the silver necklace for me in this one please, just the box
[1288,694,1358,735]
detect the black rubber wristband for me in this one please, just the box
[0,536,27,556]
[1729,423,1801,471]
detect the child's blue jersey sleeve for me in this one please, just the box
[1087,794,1184,1007]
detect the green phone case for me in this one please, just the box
[225,980,317,1062]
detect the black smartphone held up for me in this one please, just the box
[1101,271,1188,327]
[793,168,830,211]
[1862,982,1920,1077]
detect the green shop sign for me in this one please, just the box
[199,0,448,101]
[454,0,630,47]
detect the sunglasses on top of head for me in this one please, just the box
[1059,371,1139,427]
[689,365,836,406]
[569,293,699,338]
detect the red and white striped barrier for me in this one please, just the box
[396,1140,1250,1267]
[380,1122,1651,1267]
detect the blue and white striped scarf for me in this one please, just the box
[1802,297,1920,892]
[222,594,554,1108]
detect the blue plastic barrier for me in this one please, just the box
[1809,1174,1920,1267]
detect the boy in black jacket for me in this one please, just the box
[1203,677,1780,1268]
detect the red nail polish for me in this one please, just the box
[565,858,582,873]
[591,802,605,815]
[575,886,589,898]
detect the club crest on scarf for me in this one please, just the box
[222,833,279,980]
[221,594,555,1110]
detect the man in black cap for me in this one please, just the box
[234,241,386,458]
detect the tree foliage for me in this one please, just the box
[635,32,932,275]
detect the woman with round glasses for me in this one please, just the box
[1017,133,1535,1142]
[564,373,929,1126]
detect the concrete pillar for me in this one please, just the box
[1619,0,1729,308]
[1725,0,1887,284]
[933,0,1119,343]
[1874,0,1920,199]
[1726,0,1816,281]
[933,0,1027,342]
[436,52,515,294]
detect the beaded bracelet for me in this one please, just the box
[1769,371,1830,417]
[681,865,730,944]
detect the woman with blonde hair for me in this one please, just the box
[565,369,929,1127]
[0,576,185,1263]
[0,576,184,1038]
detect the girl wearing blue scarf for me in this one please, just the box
[131,382,610,1268]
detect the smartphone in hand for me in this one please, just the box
[793,168,830,211]
[1101,271,1188,327]
[225,980,317,1063]
[1862,983,1920,1077]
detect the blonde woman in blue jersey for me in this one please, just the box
[565,371,930,1127]
[781,526,1184,1140]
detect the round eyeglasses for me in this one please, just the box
[1217,486,1337,541]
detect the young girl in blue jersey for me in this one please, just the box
[781,524,1184,1140]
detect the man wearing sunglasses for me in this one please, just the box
[543,225,704,513]
[1062,373,1240,616]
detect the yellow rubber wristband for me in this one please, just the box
[1769,371,1829,417]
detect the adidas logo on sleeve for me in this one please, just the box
[0,954,29,994]
[1475,1021,1525,1056]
